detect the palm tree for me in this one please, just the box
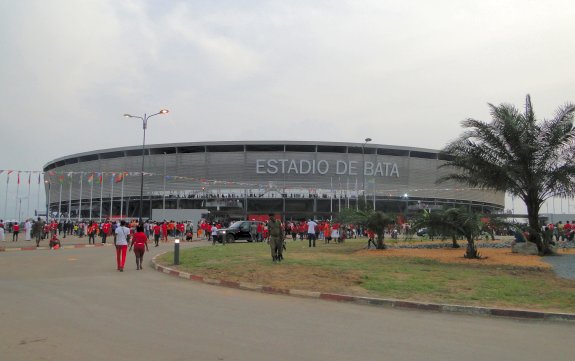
[439,95,575,255]
[337,208,393,249]
[413,209,461,248]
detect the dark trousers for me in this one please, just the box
[308,233,316,247]
[270,237,283,260]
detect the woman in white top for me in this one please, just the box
[114,220,131,272]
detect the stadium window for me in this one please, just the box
[178,146,206,153]
[410,151,437,160]
[206,145,245,152]
[246,144,285,152]
[149,147,177,155]
[317,145,346,153]
[100,151,125,160]
[285,144,316,152]
[377,148,409,157]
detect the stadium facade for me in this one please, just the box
[43,141,505,221]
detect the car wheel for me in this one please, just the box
[226,234,235,244]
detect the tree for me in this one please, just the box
[439,95,575,255]
[413,209,461,248]
[425,208,485,258]
[365,211,394,249]
[337,208,393,249]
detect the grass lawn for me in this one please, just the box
[156,238,575,313]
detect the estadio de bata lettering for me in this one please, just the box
[255,159,399,177]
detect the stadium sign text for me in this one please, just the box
[256,159,399,177]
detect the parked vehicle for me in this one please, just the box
[216,221,265,243]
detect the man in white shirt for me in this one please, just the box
[307,219,318,248]
[114,220,131,272]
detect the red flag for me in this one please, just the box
[17,172,20,184]
[114,173,124,183]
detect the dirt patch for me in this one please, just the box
[358,248,553,269]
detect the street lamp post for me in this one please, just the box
[361,137,372,210]
[124,109,169,224]
[45,180,51,222]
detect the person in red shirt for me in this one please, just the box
[101,219,111,244]
[129,225,149,270]
[49,234,61,249]
[161,222,168,242]
[153,222,161,247]
[12,222,20,242]
[367,229,377,249]
[87,221,98,245]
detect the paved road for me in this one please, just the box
[544,254,575,280]
[0,242,573,361]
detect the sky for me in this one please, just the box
[1,0,574,219]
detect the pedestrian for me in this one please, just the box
[12,222,20,242]
[0,220,5,241]
[101,219,111,244]
[49,233,61,249]
[33,217,44,246]
[24,219,32,241]
[268,214,284,262]
[114,220,130,272]
[87,221,98,245]
[153,222,161,247]
[129,225,149,270]
[306,219,318,247]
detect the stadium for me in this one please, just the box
[43,141,505,221]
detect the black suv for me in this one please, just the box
[216,221,265,243]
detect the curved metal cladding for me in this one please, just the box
[43,141,504,219]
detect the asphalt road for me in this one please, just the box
[0,242,573,361]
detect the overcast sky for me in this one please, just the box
[1,0,574,218]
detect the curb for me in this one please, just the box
[0,243,110,252]
[151,252,575,322]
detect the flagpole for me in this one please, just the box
[346,177,349,208]
[3,173,9,219]
[37,173,41,218]
[68,173,73,220]
[89,174,94,220]
[15,172,21,219]
[58,182,62,223]
[110,174,114,219]
[99,173,104,221]
[78,172,83,221]
[26,172,31,219]
[120,174,125,220]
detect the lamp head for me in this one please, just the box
[365,137,372,142]
[159,109,169,114]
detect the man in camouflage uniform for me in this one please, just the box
[268,214,284,263]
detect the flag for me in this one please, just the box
[38,173,41,184]
[87,173,94,184]
[114,173,124,183]
[58,175,65,184]
[98,173,103,184]
[111,173,116,183]
[7,170,13,175]
[18,172,20,184]
[28,172,31,184]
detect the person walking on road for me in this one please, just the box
[24,219,32,241]
[0,220,5,241]
[129,225,149,270]
[33,218,45,246]
[114,220,130,272]
[268,214,284,262]
[12,222,20,242]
